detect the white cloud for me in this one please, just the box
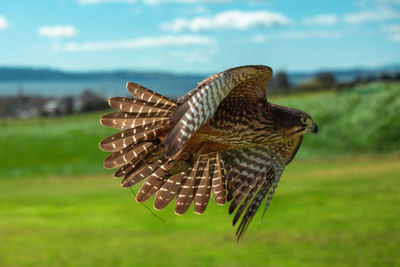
[160,10,290,33]
[382,24,400,42]
[132,7,143,14]
[0,15,9,30]
[144,0,270,3]
[388,33,400,42]
[38,25,77,38]
[79,0,231,4]
[344,8,399,24]
[175,5,210,16]
[144,0,273,3]
[78,0,135,4]
[280,30,342,40]
[144,0,231,4]
[382,24,400,32]
[375,0,400,5]
[251,34,269,43]
[192,5,209,14]
[252,30,342,43]
[303,14,338,26]
[356,0,400,8]
[61,35,215,51]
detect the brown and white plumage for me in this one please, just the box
[99,65,318,240]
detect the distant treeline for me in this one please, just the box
[0,67,204,81]
[269,69,400,94]
[0,89,108,119]
[1,64,400,84]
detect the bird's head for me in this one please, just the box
[269,103,318,137]
[299,114,318,134]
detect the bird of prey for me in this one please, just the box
[99,65,318,240]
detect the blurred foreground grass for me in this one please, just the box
[0,156,399,266]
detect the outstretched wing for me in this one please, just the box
[165,65,272,158]
[221,135,303,240]
[100,82,228,215]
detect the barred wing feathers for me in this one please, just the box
[100,83,176,185]
[100,82,227,217]
[151,153,225,214]
[165,65,272,158]
[208,153,226,205]
[221,135,303,240]
[174,154,222,215]
[192,155,211,214]
[153,172,184,210]
[126,82,176,110]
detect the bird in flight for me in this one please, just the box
[99,65,318,240]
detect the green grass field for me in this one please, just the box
[1,81,399,178]
[1,81,399,266]
[1,156,399,266]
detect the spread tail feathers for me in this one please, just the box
[100,82,226,215]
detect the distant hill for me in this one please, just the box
[1,63,399,84]
[0,64,399,98]
[0,67,207,97]
[0,67,203,82]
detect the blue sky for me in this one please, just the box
[0,0,399,73]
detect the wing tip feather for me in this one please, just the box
[193,210,205,215]
[174,210,184,216]
[107,97,113,107]
[153,202,163,211]
[215,201,226,206]
[103,162,115,169]
[126,81,136,91]
[121,180,131,188]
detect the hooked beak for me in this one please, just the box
[310,123,318,134]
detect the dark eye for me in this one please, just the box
[300,117,308,124]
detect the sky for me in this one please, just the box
[0,0,399,73]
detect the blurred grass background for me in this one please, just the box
[1,81,399,178]
[1,81,400,266]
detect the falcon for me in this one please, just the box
[99,65,318,240]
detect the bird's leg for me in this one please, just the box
[158,159,191,181]
[160,151,195,179]
[158,141,218,180]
